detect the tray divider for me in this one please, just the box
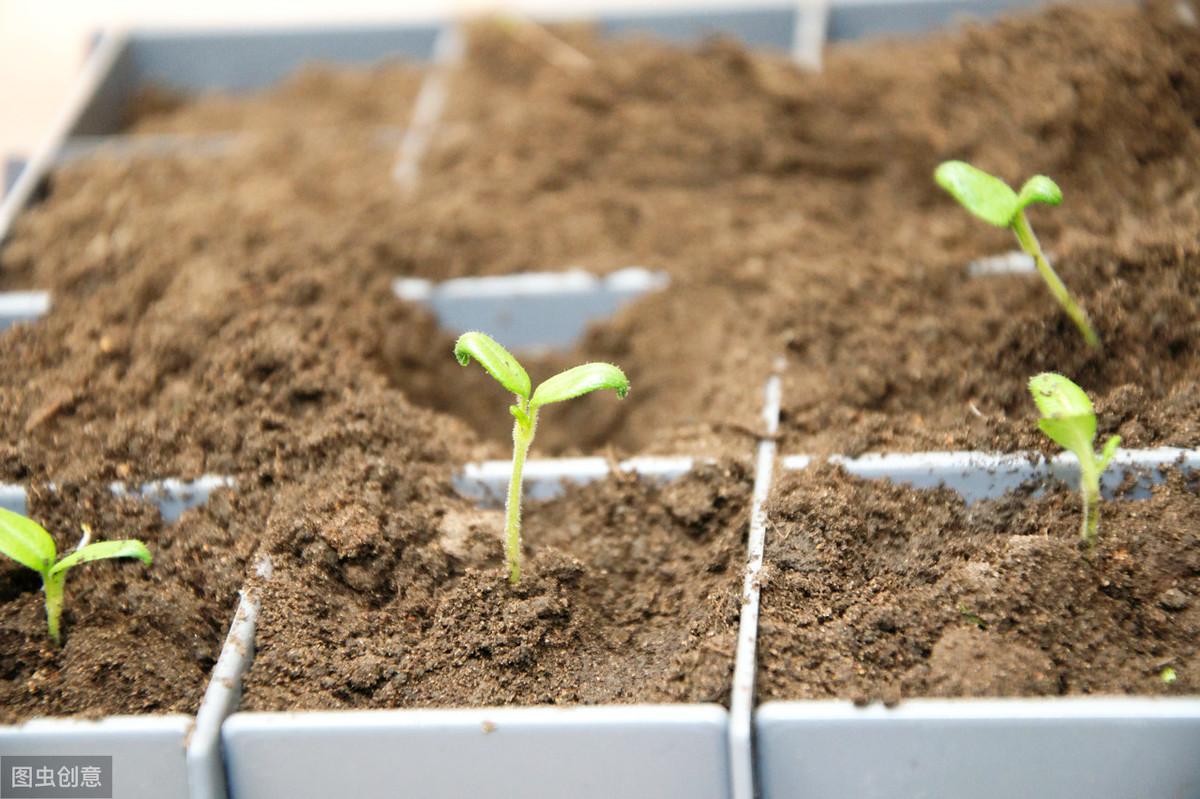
[729,357,786,799]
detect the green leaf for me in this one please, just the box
[454,332,531,399]
[530,363,629,408]
[1029,373,1098,458]
[50,539,152,576]
[1028,373,1094,419]
[1038,417,1095,458]
[1098,434,1121,469]
[934,160,1019,228]
[1016,175,1063,212]
[0,508,56,574]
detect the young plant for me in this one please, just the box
[454,331,629,584]
[1028,373,1121,548]
[935,160,1100,349]
[0,508,152,644]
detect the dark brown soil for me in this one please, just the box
[782,239,1200,457]
[0,77,474,718]
[0,0,1196,718]
[409,5,1200,455]
[241,460,751,709]
[0,484,255,722]
[766,1,1200,454]
[758,465,1200,702]
[126,61,425,134]
[0,127,478,484]
[11,3,1195,459]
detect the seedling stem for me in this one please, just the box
[1011,210,1100,349]
[0,509,151,644]
[936,160,1100,349]
[1028,373,1120,548]
[505,399,538,584]
[455,332,628,583]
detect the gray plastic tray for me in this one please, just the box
[0,290,50,331]
[757,697,1200,799]
[0,479,243,799]
[756,450,1200,799]
[6,4,1184,799]
[217,366,788,799]
[0,716,194,797]
[224,705,730,799]
[219,450,760,799]
[822,446,1200,502]
[729,363,784,799]
[0,0,1054,243]
[394,268,669,350]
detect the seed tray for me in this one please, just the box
[3,4,1194,799]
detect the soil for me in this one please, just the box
[9,3,1197,459]
[0,484,256,722]
[0,0,1196,718]
[240,459,751,709]
[764,1,1200,455]
[758,465,1200,702]
[411,5,1200,455]
[125,61,425,134]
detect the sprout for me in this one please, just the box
[936,160,1100,349]
[0,508,151,644]
[455,331,629,584]
[1028,373,1121,548]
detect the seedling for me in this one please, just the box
[0,509,152,644]
[935,160,1100,349]
[454,331,628,584]
[1028,373,1121,548]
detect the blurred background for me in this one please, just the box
[0,0,777,162]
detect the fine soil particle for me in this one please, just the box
[9,3,1197,458]
[757,466,1200,703]
[0,485,256,722]
[772,0,1200,455]
[0,0,1197,718]
[125,61,426,134]
[0,70,471,719]
[782,239,1200,456]
[411,5,1200,455]
[240,460,750,709]
[0,130,477,484]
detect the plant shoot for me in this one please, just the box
[0,508,152,644]
[935,160,1100,349]
[454,331,628,584]
[1028,373,1120,548]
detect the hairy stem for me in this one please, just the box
[1080,461,1101,548]
[505,403,538,585]
[1011,210,1100,349]
[44,571,65,645]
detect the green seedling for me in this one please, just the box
[0,509,151,644]
[1028,373,1121,548]
[957,604,988,631]
[455,331,628,584]
[935,160,1100,349]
